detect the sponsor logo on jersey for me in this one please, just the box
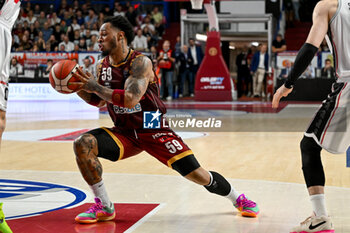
[0,179,88,219]
[113,103,142,114]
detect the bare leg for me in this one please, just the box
[185,167,211,185]
[308,186,324,195]
[0,110,6,149]
[73,134,102,185]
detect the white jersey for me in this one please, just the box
[0,0,21,30]
[328,0,350,81]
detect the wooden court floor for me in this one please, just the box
[1,101,350,233]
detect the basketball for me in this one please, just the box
[49,60,80,94]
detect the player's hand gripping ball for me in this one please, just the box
[49,60,80,94]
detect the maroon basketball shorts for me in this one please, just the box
[87,127,201,176]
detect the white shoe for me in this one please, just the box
[190,93,194,97]
[166,96,173,101]
[179,94,183,98]
[290,215,334,233]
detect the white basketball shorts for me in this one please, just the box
[305,82,350,153]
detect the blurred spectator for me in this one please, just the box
[20,34,33,51]
[42,22,53,42]
[152,6,163,25]
[70,18,81,31]
[125,6,139,28]
[98,12,105,28]
[23,20,30,32]
[59,0,69,15]
[47,35,59,51]
[89,35,99,51]
[85,9,98,29]
[60,20,68,34]
[90,23,99,36]
[320,39,330,52]
[141,16,155,35]
[132,29,148,52]
[58,44,66,52]
[24,2,32,15]
[236,46,251,97]
[50,12,61,26]
[152,6,164,36]
[32,44,40,52]
[37,11,46,28]
[11,36,19,52]
[272,34,287,53]
[102,5,113,17]
[53,24,63,42]
[25,10,37,25]
[74,44,80,52]
[279,60,292,79]
[72,30,81,45]
[78,38,87,51]
[321,59,335,79]
[33,4,41,17]
[83,29,92,46]
[114,3,125,17]
[284,0,295,28]
[188,38,204,78]
[250,44,269,98]
[178,45,194,97]
[76,10,85,25]
[9,58,24,82]
[158,40,175,100]
[43,59,54,78]
[174,36,181,58]
[82,56,96,77]
[62,11,72,26]
[149,45,158,67]
[35,32,46,51]
[59,35,75,52]
[81,4,89,16]
[301,64,315,78]
[72,0,80,12]
[142,26,157,48]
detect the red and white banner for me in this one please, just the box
[10,52,101,79]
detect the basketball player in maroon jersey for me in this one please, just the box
[73,16,259,223]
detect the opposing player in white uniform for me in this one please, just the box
[0,1,21,233]
[273,0,347,232]
[0,0,21,147]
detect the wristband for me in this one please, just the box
[112,89,125,107]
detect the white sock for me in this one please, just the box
[310,194,328,216]
[90,180,112,208]
[225,186,240,205]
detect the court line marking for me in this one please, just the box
[1,170,350,190]
[124,203,166,233]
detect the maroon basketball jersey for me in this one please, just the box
[98,49,167,129]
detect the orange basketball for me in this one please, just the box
[49,60,80,94]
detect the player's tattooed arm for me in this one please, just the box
[74,56,152,108]
[77,90,106,107]
[75,60,106,107]
[124,56,153,108]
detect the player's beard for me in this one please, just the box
[102,37,117,57]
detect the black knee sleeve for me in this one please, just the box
[204,171,231,196]
[300,136,325,187]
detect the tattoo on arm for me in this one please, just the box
[124,56,151,107]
